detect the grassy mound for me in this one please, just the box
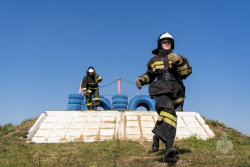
[0,117,249,166]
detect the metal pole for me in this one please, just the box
[79,80,83,94]
[118,78,121,94]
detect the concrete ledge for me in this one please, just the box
[26,113,46,141]
[27,110,215,143]
[195,113,215,138]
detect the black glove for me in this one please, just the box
[83,90,87,96]
[95,74,102,82]
[136,76,146,89]
[94,74,99,81]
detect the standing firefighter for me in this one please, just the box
[81,66,102,110]
[136,32,192,157]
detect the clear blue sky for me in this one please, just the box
[0,0,249,135]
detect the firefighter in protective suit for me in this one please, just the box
[136,32,192,158]
[81,66,102,110]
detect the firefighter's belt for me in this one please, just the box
[157,73,182,83]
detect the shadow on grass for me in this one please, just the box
[178,148,191,154]
[153,148,191,165]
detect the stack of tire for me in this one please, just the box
[112,94,128,111]
[99,95,112,110]
[128,95,155,111]
[67,93,84,110]
[81,101,88,110]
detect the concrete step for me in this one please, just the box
[27,111,215,143]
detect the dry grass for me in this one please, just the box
[0,117,249,166]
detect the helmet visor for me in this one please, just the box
[160,39,173,44]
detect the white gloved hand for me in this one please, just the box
[168,53,182,65]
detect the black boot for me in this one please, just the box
[87,105,93,110]
[165,142,178,158]
[152,135,159,152]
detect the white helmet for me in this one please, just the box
[157,32,174,50]
[87,66,95,73]
[88,68,94,73]
[158,32,173,41]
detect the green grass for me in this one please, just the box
[0,117,249,167]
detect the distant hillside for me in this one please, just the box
[0,116,249,166]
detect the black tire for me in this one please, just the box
[100,95,112,110]
[81,101,88,110]
[68,99,83,104]
[128,94,151,107]
[112,98,128,104]
[113,103,127,109]
[112,94,128,100]
[69,94,84,100]
[113,108,127,111]
[128,96,155,111]
[67,104,82,110]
